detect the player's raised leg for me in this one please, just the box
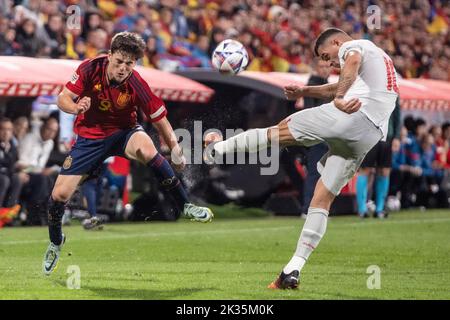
[125,130,213,222]
[43,174,83,275]
[208,117,299,158]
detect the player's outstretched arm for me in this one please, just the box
[57,87,91,115]
[152,117,186,172]
[284,83,338,101]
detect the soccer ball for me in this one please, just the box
[212,39,249,75]
[386,196,401,212]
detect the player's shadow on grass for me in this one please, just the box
[52,279,214,299]
[82,285,215,299]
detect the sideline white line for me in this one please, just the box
[1,217,449,246]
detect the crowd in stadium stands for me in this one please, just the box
[0,0,449,80]
[390,118,450,209]
[0,115,62,226]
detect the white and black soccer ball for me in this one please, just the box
[212,39,249,75]
[386,196,401,212]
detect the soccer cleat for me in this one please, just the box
[268,270,299,289]
[82,216,104,230]
[359,212,370,219]
[375,211,389,219]
[0,204,21,226]
[183,203,214,223]
[42,234,66,276]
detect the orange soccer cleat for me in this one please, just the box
[0,204,21,227]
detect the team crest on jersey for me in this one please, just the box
[63,155,73,170]
[70,73,79,84]
[94,83,102,91]
[117,92,131,108]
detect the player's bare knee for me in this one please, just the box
[136,148,157,164]
[51,188,72,203]
[267,126,279,144]
[269,120,296,146]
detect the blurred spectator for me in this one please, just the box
[18,117,59,225]
[142,35,159,68]
[390,117,450,209]
[114,0,139,33]
[417,132,448,207]
[15,18,48,57]
[191,35,212,68]
[0,16,18,55]
[85,28,108,58]
[44,14,66,58]
[441,122,450,169]
[431,124,449,170]
[0,118,24,209]
[400,118,427,208]
[11,116,29,148]
[81,11,102,39]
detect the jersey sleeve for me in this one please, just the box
[338,41,364,66]
[133,72,167,123]
[65,59,91,96]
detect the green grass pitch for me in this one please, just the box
[1,207,449,300]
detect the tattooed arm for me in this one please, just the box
[284,83,339,100]
[333,50,362,114]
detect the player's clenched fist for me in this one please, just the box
[284,85,303,100]
[333,97,361,114]
[170,147,186,172]
[76,96,91,114]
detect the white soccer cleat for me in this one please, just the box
[42,234,66,276]
[183,203,214,223]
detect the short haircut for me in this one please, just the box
[314,27,347,56]
[110,31,146,60]
[413,118,426,134]
[0,117,12,125]
[415,118,426,128]
[442,122,450,132]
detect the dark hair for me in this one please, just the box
[403,115,415,133]
[314,27,347,56]
[442,122,450,132]
[110,31,146,60]
[415,118,426,128]
[42,116,59,128]
[0,117,12,124]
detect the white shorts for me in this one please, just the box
[286,102,383,195]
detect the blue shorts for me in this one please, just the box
[60,126,144,177]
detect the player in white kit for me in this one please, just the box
[204,28,399,289]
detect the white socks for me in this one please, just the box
[213,128,269,155]
[283,207,329,274]
[283,256,306,274]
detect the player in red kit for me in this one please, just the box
[43,32,213,275]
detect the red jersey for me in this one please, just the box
[65,55,167,139]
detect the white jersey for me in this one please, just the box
[338,39,398,140]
